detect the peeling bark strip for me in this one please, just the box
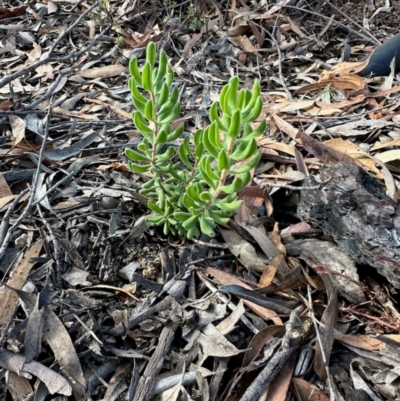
[297,162,400,288]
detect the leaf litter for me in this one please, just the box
[2,0,400,400]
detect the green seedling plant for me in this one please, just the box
[125,42,266,239]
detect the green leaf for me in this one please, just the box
[209,101,220,122]
[208,121,224,149]
[157,103,181,124]
[159,87,179,113]
[229,109,242,139]
[229,150,261,174]
[129,79,147,103]
[147,215,164,225]
[220,172,251,193]
[155,49,168,83]
[156,83,169,107]
[219,84,230,115]
[148,200,164,215]
[165,67,174,86]
[195,142,205,159]
[252,120,267,137]
[237,88,251,110]
[227,76,240,113]
[186,225,200,239]
[142,62,153,91]
[174,211,192,221]
[146,42,157,67]
[131,96,146,115]
[187,184,202,202]
[133,112,153,141]
[203,127,219,159]
[208,208,230,224]
[231,138,257,161]
[166,123,184,142]
[178,137,193,169]
[199,156,219,190]
[218,114,231,134]
[144,100,154,121]
[242,97,263,123]
[129,58,142,86]
[157,146,176,161]
[194,129,203,147]
[242,79,261,114]
[128,161,152,173]
[182,213,200,230]
[216,199,242,212]
[199,213,215,237]
[217,148,230,171]
[200,155,220,180]
[199,192,213,202]
[155,129,168,144]
[125,148,151,162]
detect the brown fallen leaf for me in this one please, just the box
[76,65,128,79]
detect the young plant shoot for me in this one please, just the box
[125,42,266,238]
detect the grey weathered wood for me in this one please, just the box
[297,162,400,288]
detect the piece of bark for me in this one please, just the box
[297,162,400,288]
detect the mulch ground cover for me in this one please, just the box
[2,0,400,400]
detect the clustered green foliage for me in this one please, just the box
[125,42,266,239]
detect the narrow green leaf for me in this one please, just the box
[229,109,242,139]
[131,96,146,115]
[142,62,153,91]
[147,215,164,225]
[208,121,224,149]
[187,184,202,202]
[200,155,220,180]
[158,103,180,124]
[156,82,169,107]
[128,161,151,173]
[199,214,215,237]
[230,138,257,161]
[166,123,184,142]
[148,200,164,215]
[195,142,204,159]
[129,58,142,86]
[182,213,200,230]
[203,127,219,159]
[242,79,261,114]
[186,225,200,239]
[125,148,151,162]
[174,211,192,221]
[209,101,220,122]
[133,111,153,136]
[199,192,213,202]
[227,76,240,113]
[252,120,267,137]
[208,208,230,224]
[237,88,251,110]
[217,148,230,171]
[165,67,174,86]
[129,79,147,103]
[242,97,263,123]
[219,84,230,115]
[155,49,168,83]
[178,137,193,169]
[216,199,242,212]
[158,87,179,114]
[199,157,219,190]
[146,42,157,67]
[144,100,154,121]
[229,151,261,174]
[157,146,176,161]
[155,129,168,144]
